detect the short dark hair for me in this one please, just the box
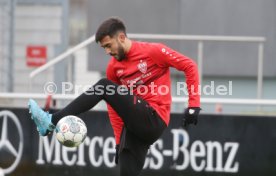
[95,17,126,43]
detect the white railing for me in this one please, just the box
[29,33,266,98]
[1,93,276,106]
[29,35,95,79]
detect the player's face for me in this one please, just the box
[100,34,126,61]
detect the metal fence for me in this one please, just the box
[29,33,266,99]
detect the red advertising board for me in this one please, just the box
[26,46,47,67]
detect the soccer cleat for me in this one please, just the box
[28,99,55,136]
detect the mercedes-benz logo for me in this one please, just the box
[0,111,24,175]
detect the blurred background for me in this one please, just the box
[0,0,276,176]
[0,0,276,114]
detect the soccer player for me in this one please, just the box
[28,17,201,176]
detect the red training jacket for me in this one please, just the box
[106,41,200,144]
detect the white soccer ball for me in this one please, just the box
[55,115,87,147]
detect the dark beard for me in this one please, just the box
[115,45,126,61]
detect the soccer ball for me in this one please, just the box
[55,115,87,147]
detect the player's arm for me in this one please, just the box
[148,43,201,126]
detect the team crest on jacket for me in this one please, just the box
[137,60,147,74]
[116,69,124,77]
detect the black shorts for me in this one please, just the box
[118,98,166,163]
[53,78,167,145]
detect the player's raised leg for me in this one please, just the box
[28,78,165,140]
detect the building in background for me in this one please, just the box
[0,0,275,114]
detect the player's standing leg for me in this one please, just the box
[119,149,146,176]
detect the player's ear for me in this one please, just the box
[118,32,126,43]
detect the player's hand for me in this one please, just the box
[182,107,201,127]
[115,144,119,164]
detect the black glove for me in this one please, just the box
[115,144,119,164]
[182,107,201,127]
